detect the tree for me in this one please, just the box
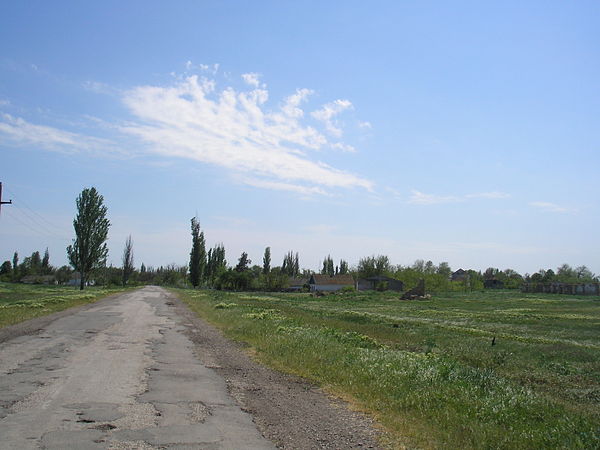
[263,247,271,275]
[206,243,226,286]
[12,252,18,280]
[282,251,299,277]
[0,261,11,276]
[575,265,595,281]
[41,248,50,274]
[30,251,42,274]
[189,217,206,288]
[235,252,251,272]
[436,262,452,278]
[357,255,391,278]
[67,187,110,290]
[321,255,335,276]
[122,235,134,286]
[339,259,349,275]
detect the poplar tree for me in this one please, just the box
[339,259,349,275]
[189,217,206,288]
[122,235,134,286]
[263,247,271,275]
[12,252,18,280]
[42,248,50,274]
[67,187,110,290]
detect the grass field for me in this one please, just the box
[174,288,600,449]
[0,283,130,328]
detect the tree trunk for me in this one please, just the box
[80,271,85,290]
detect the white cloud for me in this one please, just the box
[121,75,372,193]
[331,142,356,153]
[241,72,262,88]
[311,99,353,137]
[530,201,570,213]
[198,63,219,74]
[407,189,510,205]
[82,80,117,95]
[0,113,118,155]
[358,121,372,129]
[240,177,329,196]
[408,190,462,205]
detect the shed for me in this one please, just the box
[357,276,404,292]
[308,274,354,292]
[285,277,308,292]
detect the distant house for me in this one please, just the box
[484,279,504,289]
[357,275,404,292]
[68,272,95,287]
[451,269,469,282]
[308,274,354,292]
[285,277,308,292]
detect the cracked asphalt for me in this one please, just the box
[0,286,274,449]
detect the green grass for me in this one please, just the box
[0,282,131,328]
[173,288,600,449]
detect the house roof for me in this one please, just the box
[361,275,400,282]
[288,278,308,286]
[309,274,354,285]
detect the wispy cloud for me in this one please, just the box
[408,190,462,205]
[529,201,570,213]
[358,121,372,129]
[0,113,117,155]
[121,75,372,194]
[240,177,329,196]
[407,189,510,205]
[241,72,262,88]
[310,99,353,137]
[82,80,117,95]
[466,191,510,199]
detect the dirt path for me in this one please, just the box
[0,286,382,449]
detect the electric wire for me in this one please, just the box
[5,187,66,234]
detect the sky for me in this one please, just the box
[1,1,599,275]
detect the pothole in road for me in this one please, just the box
[92,423,117,431]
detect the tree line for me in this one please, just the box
[2,186,597,292]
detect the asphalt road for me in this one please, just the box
[0,286,274,449]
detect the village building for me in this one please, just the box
[357,275,404,291]
[308,274,354,292]
[451,269,469,282]
[285,277,308,292]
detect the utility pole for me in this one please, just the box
[0,182,12,213]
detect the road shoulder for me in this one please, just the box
[167,290,383,449]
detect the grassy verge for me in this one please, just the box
[174,288,600,449]
[0,282,132,328]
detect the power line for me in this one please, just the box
[4,206,70,241]
[4,187,66,234]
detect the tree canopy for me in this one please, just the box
[66,187,110,290]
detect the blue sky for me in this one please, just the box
[1,1,599,275]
